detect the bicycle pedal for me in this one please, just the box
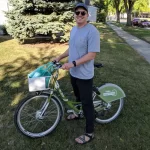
[78,110,84,118]
[67,110,74,114]
[78,113,84,118]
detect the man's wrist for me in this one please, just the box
[57,56,62,62]
[72,61,76,67]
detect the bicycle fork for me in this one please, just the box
[35,99,49,120]
[36,91,53,120]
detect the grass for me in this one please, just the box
[111,22,150,43]
[0,23,150,150]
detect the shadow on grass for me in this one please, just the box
[0,42,111,150]
[0,47,71,112]
[0,44,82,150]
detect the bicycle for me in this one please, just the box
[14,61,125,138]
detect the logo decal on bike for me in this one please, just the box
[103,89,117,96]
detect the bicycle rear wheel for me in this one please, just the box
[14,93,62,138]
[94,95,124,123]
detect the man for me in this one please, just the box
[54,3,100,144]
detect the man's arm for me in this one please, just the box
[61,52,96,70]
[75,52,96,66]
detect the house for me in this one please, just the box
[139,12,150,18]
[0,0,9,25]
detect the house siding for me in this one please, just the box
[0,0,8,25]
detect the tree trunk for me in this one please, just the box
[123,0,135,26]
[113,0,123,23]
[126,9,132,26]
[116,10,120,23]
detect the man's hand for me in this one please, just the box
[61,62,74,70]
[52,57,60,62]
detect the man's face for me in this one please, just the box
[74,7,88,25]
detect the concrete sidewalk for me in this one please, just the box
[107,22,150,64]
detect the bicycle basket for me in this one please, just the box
[28,62,54,92]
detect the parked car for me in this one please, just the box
[132,18,141,26]
[138,20,150,27]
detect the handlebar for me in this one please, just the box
[52,60,62,68]
[52,61,103,69]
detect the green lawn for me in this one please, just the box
[112,22,150,43]
[0,23,150,150]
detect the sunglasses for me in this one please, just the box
[75,11,86,16]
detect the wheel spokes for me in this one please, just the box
[19,96,59,134]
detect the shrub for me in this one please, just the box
[97,11,107,22]
[6,0,75,44]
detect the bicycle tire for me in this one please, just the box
[94,95,124,124]
[14,93,63,138]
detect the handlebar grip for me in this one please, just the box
[52,60,57,64]
[52,61,62,68]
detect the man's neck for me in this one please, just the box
[77,22,88,28]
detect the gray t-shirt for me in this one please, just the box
[69,23,100,79]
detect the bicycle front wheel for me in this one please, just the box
[94,95,124,124]
[14,93,62,138]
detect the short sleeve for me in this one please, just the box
[88,28,100,53]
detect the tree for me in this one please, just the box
[105,0,112,15]
[133,0,150,15]
[91,0,109,22]
[112,0,124,23]
[123,0,136,26]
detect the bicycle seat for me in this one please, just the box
[94,63,103,68]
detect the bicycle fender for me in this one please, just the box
[97,83,126,103]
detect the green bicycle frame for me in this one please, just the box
[47,69,81,113]
[46,67,126,114]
